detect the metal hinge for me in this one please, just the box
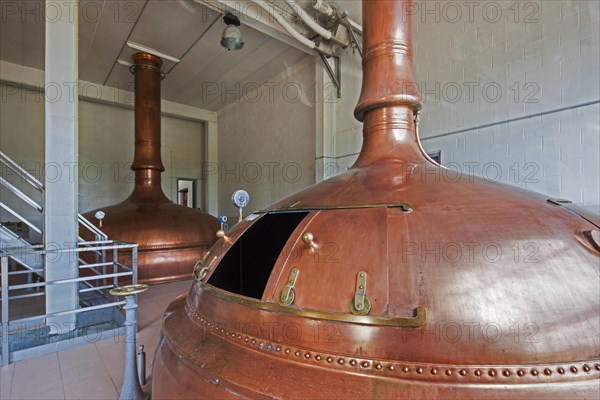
[193,253,217,282]
[278,268,299,306]
[349,271,371,315]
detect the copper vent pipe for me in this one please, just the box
[352,0,426,168]
[130,53,168,202]
[355,0,422,121]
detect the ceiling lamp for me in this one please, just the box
[220,13,244,51]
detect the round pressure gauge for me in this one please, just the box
[94,211,106,220]
[231,190,250,208]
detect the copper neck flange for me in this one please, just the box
[353,0,424,166]
[353,106,423,167]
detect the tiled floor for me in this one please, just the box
[0,280,190,400]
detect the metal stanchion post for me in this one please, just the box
[110,284,150,400]
[1,256,9,366]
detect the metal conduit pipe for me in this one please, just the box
[312,0,336,18]
[252,0,317,51]
[284,0,346,47]
[313,0,363,35]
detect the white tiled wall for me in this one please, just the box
[217,57,317,218]
[413,0,600,211]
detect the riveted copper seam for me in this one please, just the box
[181,303,600,385]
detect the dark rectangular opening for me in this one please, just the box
[208,212,309,299]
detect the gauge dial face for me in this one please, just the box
[94,211,106,220]
[232,190,250,208]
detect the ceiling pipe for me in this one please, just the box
[313,0,363,35]
[283,0,347,47]
[252,0,318,51]
[312,0,336,18]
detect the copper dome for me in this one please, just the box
[83,53,219,284]
[151,1,600,398]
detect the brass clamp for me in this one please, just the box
[193,262,209,282]
[129,63,166,79]
[350,271,371,315]
[193,253,217,282]
[278,268,299,306]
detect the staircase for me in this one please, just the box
[0,150,107,270]
[1,149,114,301]
[1,150,140,366]
[0,150,46,278]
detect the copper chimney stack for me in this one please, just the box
[152,0,600,398]
[83,53,219,284]
[131,53,167,203]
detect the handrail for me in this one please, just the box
[0,240,137,256]
[0,176,43,212]
[78,214,108,241]
[11,301,127,325]
[0,224,44,276]
[0,150,44,191]
[1,240,138,366]
[0,150,44,242]
[0,204,43,235]
[0,152,110,248]
[8,271,133,290]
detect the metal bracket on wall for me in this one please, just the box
[318,53,341,98]
[341,14,363,58]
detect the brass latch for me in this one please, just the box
[278,268,299,306]
[301,232,318,252]
[350,271,371,315]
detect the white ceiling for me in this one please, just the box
[0,0,309,111]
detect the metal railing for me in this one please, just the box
[78,214,107,242]
[77,214,109,289]
[0,240,138,366]
[0,150,44,238]
[1,151,110,280]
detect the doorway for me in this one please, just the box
[177,179,196,208]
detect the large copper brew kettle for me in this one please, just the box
[83,53,219,284]
[152,1,600,398]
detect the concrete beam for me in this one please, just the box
[0,60,218,124]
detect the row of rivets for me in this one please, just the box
[188,307,600,382]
